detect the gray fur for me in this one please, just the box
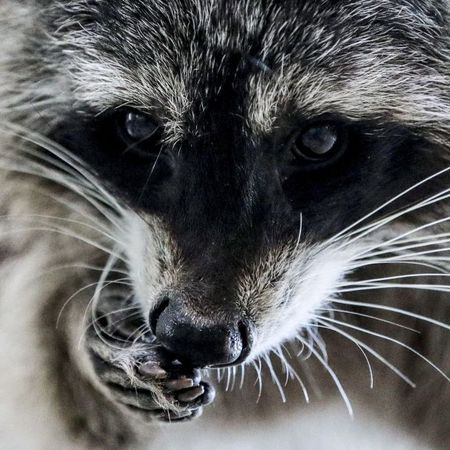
[0,1,449,449]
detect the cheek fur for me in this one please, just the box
[248,244,361,358]
[123,212,184,316]
[123,212,162,313]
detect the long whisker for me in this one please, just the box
[56,277,131,329]
[333,298,450,331]
[320,316,450,383]
[338,193,450,252]
[0,155,123,230]
[354,217,450,260]
[325,166,450,245]
[0,225,127,264]
[3,122,124,212]
[313,319,375,389]
[129,323,152,346]
[225,367,232,392]
[137,145,164,205]
[0,214,126,248]
[56,281,100,329]
[296,334,354,416]
[293,212,304,254]
[356,234,450,260]
[85,309,142,344]
[349,258,449,274]
[314,319,415,387]
[252,358,263,402]
[362,247,450,264]
[263,353,287,402]
[337,273,450,286]
[33,185,121,232]
[273,347,310,402]
[239,364,246,390]
[39,263,129,278]
[0,122,125,231]
[317,307,420,333]
[81,252,124,350]
[337,282,450,294]
[308,324,328,361]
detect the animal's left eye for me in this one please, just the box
[122,110,161,143]
[292,123,342,161]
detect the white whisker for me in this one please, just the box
[296,334,354,416]
[333,298,450,331]
[4,122,124,212]
[314,319,374,389]
[355,220,450,261]
[263,353,286,402]
[273,347,310,402]
[239,364,246,390]
[315,319,414,388]
[337,282,450,295]
[350,258,449,274]
[357,234,450,261]
[338,273,450,286]
[320,316,450,383]
[293,212,304,254]
[252,358,263,402]
[0,214,126,248]
[318,306,420,333]
[81,251,122,350]
[326,166,450,245]
[0,225,127,264]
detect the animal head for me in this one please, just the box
[6,0,450,369]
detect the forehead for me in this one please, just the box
[55,0,448,138]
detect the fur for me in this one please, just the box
[0,0,449,448]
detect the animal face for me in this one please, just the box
[32,0,449,367]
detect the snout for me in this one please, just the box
[149,296,252,368]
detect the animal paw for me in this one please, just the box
[86,306,215,423]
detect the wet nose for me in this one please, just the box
[149,297,251,368]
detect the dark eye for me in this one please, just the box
[293,123,342,161]
[119,110,162,151]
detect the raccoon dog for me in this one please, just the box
[0,1,449,449]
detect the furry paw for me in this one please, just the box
[86,308,215,423]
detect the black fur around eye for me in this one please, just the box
[293,123,343,161]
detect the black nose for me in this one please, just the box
[149,297,251,368]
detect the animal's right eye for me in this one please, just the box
[122,111,160,142]
[292,122,345,162]
[117,109,163,157]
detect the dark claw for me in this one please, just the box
[176,385,205,403]
[139,362,167,380]
[165,377,195,391]
[199,382,216,406]
[190,407,203,419]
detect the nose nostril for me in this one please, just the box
[150,296,170,335]
[237,320,252,361]
[209,321,252,368]
[238,321,249,353]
